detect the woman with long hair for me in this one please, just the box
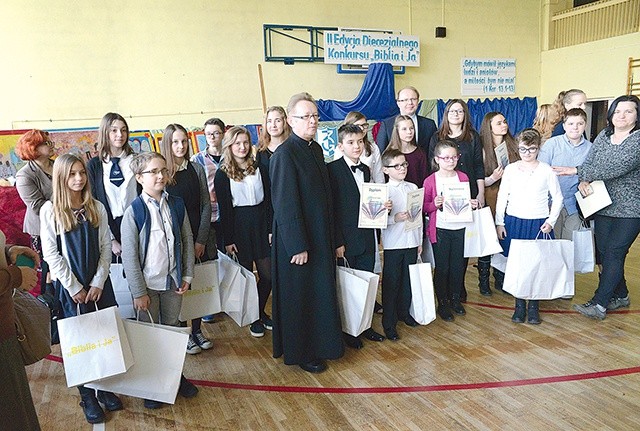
[215,126,272,338]
[478,112,519,294]
[428,99,485,302]
[87,113,138,259]
[159,123,214,354]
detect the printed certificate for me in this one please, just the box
[575,180,611,218]
[442,182,472,222]
[405,188,424,231]
[358,183,389,229]
[494,142,509,169]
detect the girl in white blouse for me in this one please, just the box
[495,128,563,325]
[214,126,272,338]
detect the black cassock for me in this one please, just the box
[270,132,344,365]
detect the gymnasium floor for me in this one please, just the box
[26,242,640,430]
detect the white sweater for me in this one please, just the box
[495,161,563,227]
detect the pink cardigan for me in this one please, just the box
[422,170,470,244]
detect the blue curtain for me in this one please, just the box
[316,63,398,122]
[436,97,538,135]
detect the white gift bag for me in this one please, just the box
[463,207,503,258]
[58,305,134,387]
[491,253,508,274]
[335,264,379,336]
[409,258,436,325]
[573,222,595,274]
[226,264,260,327]
[110,261,134,319]
[87,314,189,404]
[218,252,259,327]
[179,260,221,321]
[217,251,243,313]
[503,236,575,300]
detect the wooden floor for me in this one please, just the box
[27,241,640,431]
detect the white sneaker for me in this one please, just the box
[193,331,213,350]
[186,335,202,355]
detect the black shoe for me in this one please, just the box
[96,390,123,412]
[451,301,466,316]
[343,333,364,349]
[299,360,327,373]
[178,376,198,398]
[374,301,383,314]
[79,392,105,424]
[384,330,400,341]
[437,305,454,322]
[512,299,526,323]
[527,301,541,325]
[363,328,385,342]
[404,316,419,327]
[144,399,164,409]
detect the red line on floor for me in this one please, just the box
[44,355,640,394]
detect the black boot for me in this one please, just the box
[494,269,505,293]
[527,300,541,324]
[78,386,105,424]
[450,295,466,315]
[437,299,454,322]
[477,258,492,296]
[512,299,526,323]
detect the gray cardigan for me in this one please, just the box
[15,160,53,236]
[121,194,195,299]
[577,129,640,218]
[189,161,213,246]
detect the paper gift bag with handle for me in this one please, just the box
[179,260,221,321]
[409,257,436,325]
[217,251,244,314]
[335,262,379,336]
[463,207,503,258]
[573,221,595,274]
[110,259,135,319]
[87,311,188,404]
[225,261,259,327]
[503,235,575,300]
[58,305,134,387]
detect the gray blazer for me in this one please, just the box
[15,160,53,236]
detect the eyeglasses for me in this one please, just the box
[205,132,222,138]
[291,114,319,122]
[140,168,169,176]
[384,162,409,170]
[518,147,538,154]
[448,110,464,116]
[41,141,54,147]
[397,98,418,104]
[436,155,460,162]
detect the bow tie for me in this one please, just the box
[350,164,366,173]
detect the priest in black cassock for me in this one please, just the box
[269,92,344,373]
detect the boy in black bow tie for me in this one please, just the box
[327,124,389,349]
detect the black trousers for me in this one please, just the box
[381,247,417,332]
[432,228,466,304]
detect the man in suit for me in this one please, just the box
[328,124,387,349]
[270,92,344,374]
[376,86,437,155]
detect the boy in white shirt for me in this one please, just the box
[121,152,198,409]
[380,149,423,340]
